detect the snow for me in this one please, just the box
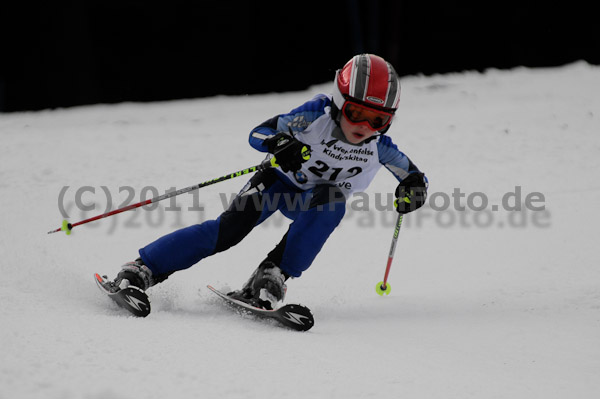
[1,62,599,398]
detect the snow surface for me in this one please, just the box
[1,62,599,399]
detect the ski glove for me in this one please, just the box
[395,172,428,214]
[264,133,311,172]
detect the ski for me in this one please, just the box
[207,285,314,331]
[94,273,151,317]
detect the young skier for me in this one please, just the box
[107,54,428,310]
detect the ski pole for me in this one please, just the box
[375,213,404,296]
[48,157,279,235]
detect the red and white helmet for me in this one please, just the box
[333,54,401,113]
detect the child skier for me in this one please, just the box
[108,54,428,310]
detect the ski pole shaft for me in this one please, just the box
[376,213,403,295]
[48,157,277,235]
[382,213,403,288]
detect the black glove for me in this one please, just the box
[395,172,428,214]
[264,133,311,172]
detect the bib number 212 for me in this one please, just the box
[308,161,362,181]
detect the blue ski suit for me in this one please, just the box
[138,95,422,279]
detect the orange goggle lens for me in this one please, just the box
[342,102,393,130]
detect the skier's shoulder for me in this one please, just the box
[278,94,332,132]
[286,94,332,121]
[290,94,332,113]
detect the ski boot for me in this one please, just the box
[228,259,289,310]
[94,258,154,317]
[113,258,155,291]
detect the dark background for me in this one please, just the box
[1,0,597,112]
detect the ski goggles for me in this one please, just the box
[341,101,395,130]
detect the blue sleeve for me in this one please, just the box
[377,135,422,183]
[248,116,279,153]
[249,94,331,152]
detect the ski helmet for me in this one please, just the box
[332,54,401,132]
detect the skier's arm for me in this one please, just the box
[377,135,422,182]
[378,135,428,214]
[249,94,331,152]
[249,116,280,152]
[248,118,311,172]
